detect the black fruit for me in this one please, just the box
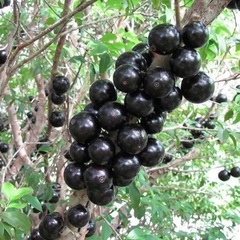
[88,137,115,165]
[29,95,34,102]
[34,105,39,112]
[111,151,140,179]
[124,90,154,117]
[236,0,240,10]
[155,87,182,112]
[0,49,7,64]
[115,51,148,72]
[144,67,175,98]
[52,76,70,95]
[27,111,34,119]
[69,141,90,163]
[49,111,65,127]
[87,187,115,206]
[64,150,74,161]
[204,120,215,129]
[64,162,86,190]
[141,112,164,134]
[218,169,230,181]
[69,111,100,144]
[117,124,148,155]
[84,164,113,190]
[89,79,117,107]
[84,103,99,116]
[50,91,66,105]
[209,113,218,120]
[67,204,90,228]
[190,122,204,139]
[226,0,237,9]
[42,212,64,234]
[214,93,228,103]
[181,139,194,148]
[0,142,9,153]
[39,221,59,240]
[170,47,201,78]
[98,101,127,131]
[182,21,209,48]
[86,219,96,237]
[138,138,165,167]
[230,167,240,177]
[113,177,135,187]
[181,71,215,103]
[29,228,44,240]
[148,23,180,55]
[48,191,60,204]
[31,117,36,124]
[45,88,50,97]
[162,154,173,163]
[132,42,153,67]
[113,64,143,93]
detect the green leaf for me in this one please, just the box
[1,211,31,232]
[128,182,140,209]
[1,182,15,202]
[218,128,229,142]
[127,227,145,239]
[10,187,33,202]
[99,53,112,74]
[69,55,86,64]
[7,202,27,209]
[101,222,112,240]
[0,222,4,237]
[100,33,117,42]
[224,109,233,121]
[2,223,15,238]
[0,200,6,206]
[152,0,160,8]
[229,133,237,148]
[23,195,42,211]
[233,112,240,124]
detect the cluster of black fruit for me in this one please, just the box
[49,76,70,127]
[226,0,240,10]
[62,20,214,209]
[218,166,240,181]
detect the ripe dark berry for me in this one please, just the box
[69,111,100,144]
[132,42,153,67]
[50,91,66,105]
[204,120,215,129]
[84,103,99,116]
[148,23,180,55]
[87,187,114,206]
[141,112,164,134]
[144,67,175,98]
[83,164,113,191]
[181,139,194,149]
[41,212,64,234]
[34,105,39,112]
[49,111,65,127]
[170,47,201,78]
[230,167,240,178]
[0,49,7,64]
[64,162,86,190]
[86,219,96,237]
[214,93,228,103]
[138,138,165,167]
[117,124,148,155]
[124,90,154,118]
[0,142,9,153]
[48,191,60,204]
[162,154,173,163]
[155,87,182,112]
[98,101,127,131]
[113,64,143,93]
[69,141,90,163]
[181,71,215,104]
[88,137,115,165]
[52,76,70,95]
[218,169,230,181]
[29,95,34,102]
[29,228,44,240]
[182,21,209,48]
[39,221,59,240]
[115,51,148,71]
[112,151,140,180]
[67,204,90,228]
[89,79,117,107]
[27,111,34,119]
[64,150,74,161]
